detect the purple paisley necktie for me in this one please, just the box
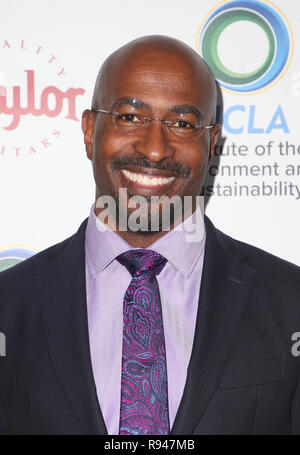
[117,249,170,435]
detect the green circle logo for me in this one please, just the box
[0,247,36,272]
[198,0,293,93]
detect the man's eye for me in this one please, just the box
[173,120,194,129]
[118,113,141,123]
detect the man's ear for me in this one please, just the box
[209,124,220,159]
[81,109,95,161]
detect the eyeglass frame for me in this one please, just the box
[91,108,216,137]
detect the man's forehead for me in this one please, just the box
[108,48,204,84]
[110,66,201,91]
[101,72,211,119]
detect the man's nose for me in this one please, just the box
[134,119,175,162]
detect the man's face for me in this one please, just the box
[83,49,219,230]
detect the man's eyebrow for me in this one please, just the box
[111,97,150,110]
[171,105,203,119]
[111,98,203,119]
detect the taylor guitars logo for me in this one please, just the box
[0,69,85,131]
[0,39,86,157]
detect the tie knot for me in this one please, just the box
[117,249,167,277]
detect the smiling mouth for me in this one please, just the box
[121,169,176,187]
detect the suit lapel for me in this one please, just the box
[36,219,107,435]
[171,216,257,435]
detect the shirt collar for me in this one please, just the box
[85,202,206,279]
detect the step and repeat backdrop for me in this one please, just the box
[0,0,299,270]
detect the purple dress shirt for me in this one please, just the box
[85,203,206,434]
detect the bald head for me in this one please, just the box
[92,35,217,121]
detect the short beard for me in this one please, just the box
[110,153,191,234]
[115,191,184,235]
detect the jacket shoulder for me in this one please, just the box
[0,218,88,290]
[205,216,300,282]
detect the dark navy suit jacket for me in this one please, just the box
[0,216,300,434]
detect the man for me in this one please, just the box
[0,35,300,435]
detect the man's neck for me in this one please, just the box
[114,228,170,248]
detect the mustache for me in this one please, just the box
[111,154,191,179]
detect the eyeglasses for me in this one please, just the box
[92,108,215,141]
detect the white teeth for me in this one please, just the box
[121,169,175,186]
